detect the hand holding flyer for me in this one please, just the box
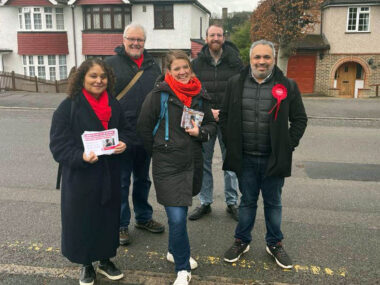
[81,128,119,156]
[181,106,204,129]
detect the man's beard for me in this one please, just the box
[209,41,222,52]
[252,64,274,79]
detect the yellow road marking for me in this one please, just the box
[1,240,348,277]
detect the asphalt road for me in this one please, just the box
[0,92,379,284]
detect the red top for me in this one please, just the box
[82,88,111,129]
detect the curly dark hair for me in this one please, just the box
[67,58,116,99]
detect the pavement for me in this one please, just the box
[0,91,379,284]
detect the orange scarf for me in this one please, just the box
[82,88,111,129]
[164,73,202,107]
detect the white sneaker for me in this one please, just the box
[166,252,198,270]
[173,270,191,285]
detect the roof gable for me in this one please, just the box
[323,0,380,8]
[2,0,59,5]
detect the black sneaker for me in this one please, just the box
[266,242,293,269]
[119,228,130,245]
[188,204,211,220]
[97,260,124,280]
[135,219,165,233]
[224,239,250,263]
[79,264,95,285]
[226,205,239,221]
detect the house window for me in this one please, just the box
[33,8,42,29]
[45,7,53,29]
[22,55,67,80]
[356,64,364,79]
[83,6,131,31]
[347,7,370,32]
[18,7,65,31]
[56,8,64,30]
[154,4,173,29]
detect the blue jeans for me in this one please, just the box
[199,125,238,206]
[120,144,153,229]
[235,154,285,246]
[165,206,191,272]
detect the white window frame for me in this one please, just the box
[346,6,370,32]
[22,55,67,80]
[18,7,65,31]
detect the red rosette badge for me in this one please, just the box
[268,84,287,120]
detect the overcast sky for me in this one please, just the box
[199,0,260,15]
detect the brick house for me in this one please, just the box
[283,0,380,98]
[0,0,210,78]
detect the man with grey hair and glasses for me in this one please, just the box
[106,23,164,246]
[220,40,307,269]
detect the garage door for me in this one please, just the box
[287,54,316,94]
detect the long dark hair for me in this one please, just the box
[67,58,116,99]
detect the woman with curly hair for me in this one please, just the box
[50,58,128,285]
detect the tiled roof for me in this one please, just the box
[295,34,330,51]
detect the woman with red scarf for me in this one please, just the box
[50,59,128,285]
[137,50,216,285]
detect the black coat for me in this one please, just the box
[105,46,161,146]
[191,41,243,109]
[137,79,217,206]
[49,92,128,264]
[220,66,307,177]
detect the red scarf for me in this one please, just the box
[131,54,144,69]
[82,88,111,129]
[164,73,202,107]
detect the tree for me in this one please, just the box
[250,0,323,54]
[230,21,251,64]
[222,12,251,38]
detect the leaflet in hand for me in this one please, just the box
[81,128,119,156]
[181,106,204,129]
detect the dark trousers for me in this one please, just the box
[235,154,285,245]
[120,144,153,228]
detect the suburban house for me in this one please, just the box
[0,0,210,80]
[284,0,380,98]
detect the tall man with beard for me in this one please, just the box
[189,24,243,221]
[106,23,164,246]
[221,40,307,269]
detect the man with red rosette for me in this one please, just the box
[220,40,307,269]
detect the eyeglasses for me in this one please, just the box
[124,37,145,43]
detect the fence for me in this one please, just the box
[0,71,68,93]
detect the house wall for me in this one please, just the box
[67,5,85,66]
[0,7,20,73]
[190,4,208,39]
[0,2,209,74]
[132,4,192,50]
[323,6,380,54]
[315,54,380,97]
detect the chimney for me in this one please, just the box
[222,7,228,19]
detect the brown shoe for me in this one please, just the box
[119,228,130,245]
[135,219,165,233]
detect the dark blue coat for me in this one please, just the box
[106,46,161,146]
[50,92,128,264]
